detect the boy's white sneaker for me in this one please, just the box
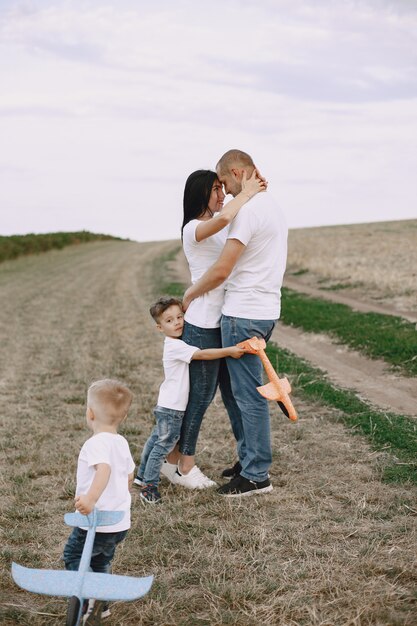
[160,461,178,483]
[173,465,217,489]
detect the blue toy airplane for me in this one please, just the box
[12,509,153,625]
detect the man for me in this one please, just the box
[183,149,288,497]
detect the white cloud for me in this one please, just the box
[0,0,416,241]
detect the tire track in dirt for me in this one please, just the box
[283,277,417,324]
[172,249,417,417]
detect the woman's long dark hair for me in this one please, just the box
[181,169,218,238]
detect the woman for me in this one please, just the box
[164,168,266,488]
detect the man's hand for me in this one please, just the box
[75,493,96,515]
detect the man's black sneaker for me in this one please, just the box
[217,474,273,497]
[221,461,242,479]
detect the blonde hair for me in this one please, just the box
[87,379,133,425]
[216,149,255,175]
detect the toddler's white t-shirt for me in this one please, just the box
[157,336,199,411]
[76,432,135,533]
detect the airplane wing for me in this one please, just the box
[12,563,153,601]
[82,571,154,601]
[12,564,80,597]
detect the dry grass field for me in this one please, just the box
[286,219,417,318]
[1,234,416,625]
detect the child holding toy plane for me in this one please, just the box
[63,379,135,623]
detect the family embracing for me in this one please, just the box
[136,148,288,501]
[61,148,288,622]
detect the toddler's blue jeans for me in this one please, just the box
[63,526,127,574]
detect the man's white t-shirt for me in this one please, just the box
[157,336,199,411]
[76,432,135,533]
[182,219,227,328]
[223,192,288,320]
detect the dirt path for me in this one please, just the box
[273,325,417,417]
[283,276,417,324]
[1,241,416,626]
[173,249,417,418]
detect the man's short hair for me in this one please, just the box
[216,149,255,175]
[150,296,183,323]
[87,379,133,424]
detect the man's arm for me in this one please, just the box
[182,238,245,311]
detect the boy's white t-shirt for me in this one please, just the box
[76,432,135,533]
[157,336,199,411]
[223,193,288,320]
[182,219,227,328]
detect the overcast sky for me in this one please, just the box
[1,0,416,242]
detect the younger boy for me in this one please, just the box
[63,379,135,624]
[135,297,244,503]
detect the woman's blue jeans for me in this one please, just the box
[178,321,241,456]
[221,315,276,483]
[138,406,184,485]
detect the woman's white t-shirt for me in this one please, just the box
[157,336,200,411]
[76,432,135,533]
[182,219,227,328]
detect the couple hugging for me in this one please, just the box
[136,149,288,502]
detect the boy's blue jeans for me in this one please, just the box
[137,406,184,485]
[178,321,241,456]
[221,315,276,483]
[63,527,128,574]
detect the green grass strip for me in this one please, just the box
[0,231,122,263]
[281,287,417,376]
[267,342,417,485]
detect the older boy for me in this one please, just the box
[63,379,135,624]
[134,296,244,503]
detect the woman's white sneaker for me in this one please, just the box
[173,465,217,489]
[160,461,178,483]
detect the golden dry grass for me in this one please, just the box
[1,240,416,625]
[287,220,417,315]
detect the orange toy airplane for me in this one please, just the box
[237,336,298,421]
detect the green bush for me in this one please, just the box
[0,231,123,263]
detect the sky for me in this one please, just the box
[1,0,416,242]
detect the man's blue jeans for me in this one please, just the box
[63,526,127,574]
[221,315,276,482]
[138,406,184,485]
[178,321,241,456]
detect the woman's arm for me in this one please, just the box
[195,169,266,242]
